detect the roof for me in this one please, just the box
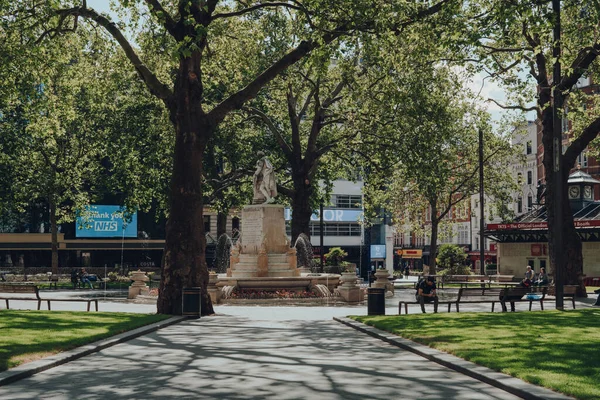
[568,170,600,185]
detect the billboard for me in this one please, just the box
[76,205,137,238]
[370,245,386,259]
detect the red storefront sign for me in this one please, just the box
[531,244,548,256]
[488,220,600,230]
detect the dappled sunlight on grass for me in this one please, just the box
[0,310,169,371]
[352,309,600,400]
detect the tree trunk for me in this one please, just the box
[290,173,313,245]
[542,113,586,296]
[429,217,439,275]
[157,56,214,315]
[216,210,228,238]
[49,198,59,275]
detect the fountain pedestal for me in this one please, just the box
[228,204,299,278]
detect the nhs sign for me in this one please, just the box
[76,205,137,238]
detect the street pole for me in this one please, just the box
[319,202,324,273]
[552,0,564,310]
[479,128,485,275]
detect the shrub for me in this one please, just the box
[324,247,348,266]
[437,244,470,275]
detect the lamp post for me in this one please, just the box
[479,128,485,275]
[320,202,324,273]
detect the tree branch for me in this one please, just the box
[487,98,538,113]
[244,106,293,158]
[212,2,305,20]
[563,115,600,171]
[143,0,181,39]
[558,43,600,92]
[47,6,173,100]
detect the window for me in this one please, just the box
[527,171,532,185]
[333,195,362,209]
[204,215,211,233]
[232,217,240,232]
[518,197,523,213]
[308,223,361,236]
[517,172,523,185]
[578,152,588,168]
[526,141,532,155]
[527,195,533,210]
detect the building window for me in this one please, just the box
[527,171,532,185]
[578,152,588,168]
[204,215,211,233]
[308,223,361,236]
[526,141,532,155]
[333,195,362,209]
[527,195,533,210]
[518,197,523,213]
[232,217,240,232]
[517,173,523,185]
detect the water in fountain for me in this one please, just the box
[312,284,332,297]
[294,233,315,272]
[221,285,236,298]
[215,233,234,274]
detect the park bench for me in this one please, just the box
[443,275,492,288]
[499,286,547,312]
[398,295,457,314]
[453,287,503,312]
[546,284,577,309]
[0,283,99,311]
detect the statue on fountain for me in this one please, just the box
[253,152,277,204]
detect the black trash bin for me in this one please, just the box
[367,287,385,315]
[182,287,202,318]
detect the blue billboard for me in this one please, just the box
[76,205,138,238]
[370,245,386,259]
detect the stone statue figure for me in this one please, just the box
[253,153,277,204]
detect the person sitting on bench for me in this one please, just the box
[534,267,549,287]
[417,277,438,313]
[79,268,94,289]
[502,278,531,312]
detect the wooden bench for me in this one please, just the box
[0,284,99,311]
[398,297,456,314]
[454,287,503,312]
[499,287,547,312]
[546,285,577,309]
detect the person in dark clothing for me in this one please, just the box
[417,277,438,313]
[70,269,79,289]
[404,266,410,279]
[501,278,532,312]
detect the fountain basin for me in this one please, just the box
[217,274,340,293]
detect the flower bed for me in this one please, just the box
[230,289,320,299]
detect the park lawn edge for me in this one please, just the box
[0,310,170,371]
[350,310,600,400]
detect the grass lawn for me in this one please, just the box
[352,309,600,400]
[0,310,170,372]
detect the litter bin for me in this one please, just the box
[182,287,202,318]
[367,287,385,316]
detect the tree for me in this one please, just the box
[364,67,516,273]
[0,28,115,274]
[467,0,600,295]
[5,0,456,315]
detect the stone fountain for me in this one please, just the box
[216,153,338,296]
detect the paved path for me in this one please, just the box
[0,310,520,399]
